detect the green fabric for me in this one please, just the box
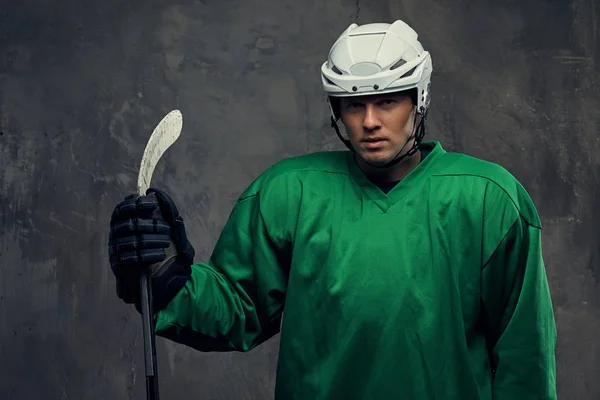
[155,141,557,400]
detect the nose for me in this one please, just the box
[362,104,381,131]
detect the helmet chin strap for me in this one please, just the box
[331,107,428,169]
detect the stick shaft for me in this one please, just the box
[140,268,159,400]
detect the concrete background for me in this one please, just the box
[1,0,598,398]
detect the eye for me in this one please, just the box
[346,102,364,109]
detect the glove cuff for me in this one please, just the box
[134,255,191,314]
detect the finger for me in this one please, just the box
[171,217,187,248]
[108,231,120,264]
[114,234,171,253]
[111,196,158,220]
[147,188,180,220]
[111,218,171,236]
[119,248,167,266]
[111,195,159,222]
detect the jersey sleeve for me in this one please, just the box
[153,174,294,353]
[480,182,557,399]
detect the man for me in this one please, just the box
[108,20,557,399]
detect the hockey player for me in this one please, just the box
[108,20,557,399]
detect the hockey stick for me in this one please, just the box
[136,109,184,400]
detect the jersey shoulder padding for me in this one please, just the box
[238,151,349,199]
[434,151,541,227]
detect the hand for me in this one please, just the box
[108,188,195,312]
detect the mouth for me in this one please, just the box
[362,137,387,149]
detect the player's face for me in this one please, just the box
[339,92,417,167]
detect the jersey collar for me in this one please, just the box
[346,141,446,212]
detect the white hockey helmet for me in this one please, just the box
[321,20,433,120]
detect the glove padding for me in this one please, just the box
[108,187,195,312]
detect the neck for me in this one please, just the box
[355,148,422,183]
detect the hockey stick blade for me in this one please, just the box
[138,109,183,196]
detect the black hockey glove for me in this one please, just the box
[108,187,195,313]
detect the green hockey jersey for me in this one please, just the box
[154,141,557,399]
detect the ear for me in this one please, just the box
[412,106,423,127]
[328,96,341,121]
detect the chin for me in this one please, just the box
[357,150,397,167]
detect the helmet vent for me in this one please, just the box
[389,59,407,70]
[400,66,417,78]
[332,65,343,75]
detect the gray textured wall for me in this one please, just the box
[1,0,598,399]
